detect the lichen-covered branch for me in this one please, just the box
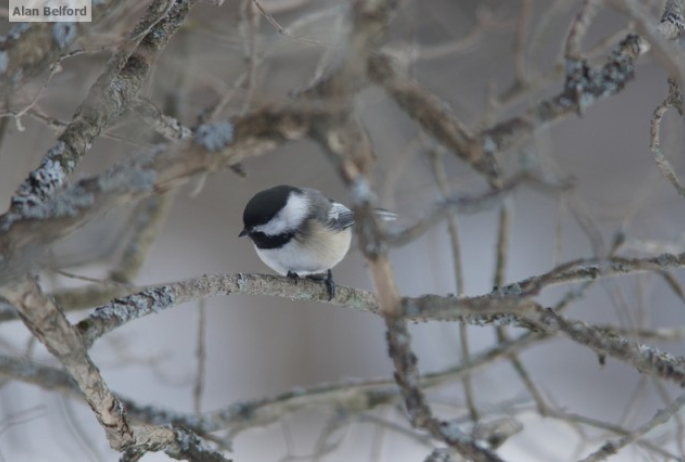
[479,32,643,155]
[650,78,685,197]
[658,0,685,40]
[73,272,539,349]
[534,308,685,386]
[7,0,198,216]
[384,317,505,462]
[366,54,498,180]
[132,98,193,141]
[514,252,685,295]
[0,276,230,460]
[0,275,135,451]
[4,248,685,330]
[0,0,120,96]
[0,105,314,281]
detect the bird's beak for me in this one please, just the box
[239,228,249,237]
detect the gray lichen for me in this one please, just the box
[194,120,234,152]
[404,305,420,319]
[236,273,247,291]
[496,283,522,297]
[481,135,497,154]
[79,287,176,348]
[351,178,374,205]
[107,76,128,114]
[33,185,95,219]
[2,184,95,233]
[1,23,31,43]
[174,427,195,451]
[658,252,679,267]
[490,313,519,327]
[440,420,475,443]
[424,448,454,462]
[97,166,157,194]
[93,286,176,323]
[10,142,68,213]
[227,401,254,421]
[52,23,77,50]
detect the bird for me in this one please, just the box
[239,185,394,300]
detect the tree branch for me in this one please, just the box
[7,0,198,216]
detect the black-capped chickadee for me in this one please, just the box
[240,185,394,299]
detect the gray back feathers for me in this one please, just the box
[301,188,395,232]
[300,188,354,231]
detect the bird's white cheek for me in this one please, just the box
[253,193,310,236]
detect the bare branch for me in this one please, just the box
[427,148,478,422]
[565,0,604,61]
[110,192,175,284]
[386,174,546,247]
[132,98,193,141]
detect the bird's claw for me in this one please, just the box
[303,270,336,300]
[324,269,335,301]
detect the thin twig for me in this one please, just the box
[650,78,685,197]
[579,392,685,461]
[513,0,532,86]
[428,147,478,422]
[193,299,206,415]
[566,0,604,60]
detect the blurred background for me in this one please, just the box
[1,0,685,460]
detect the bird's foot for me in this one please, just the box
[306,270,335,300]
[324,270,335,300]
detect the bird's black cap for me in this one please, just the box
[240,185,302,236]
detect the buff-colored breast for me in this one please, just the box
[255,222,352,276]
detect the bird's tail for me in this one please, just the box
[374,208,397,222]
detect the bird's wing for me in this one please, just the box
[326,202,355,230]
